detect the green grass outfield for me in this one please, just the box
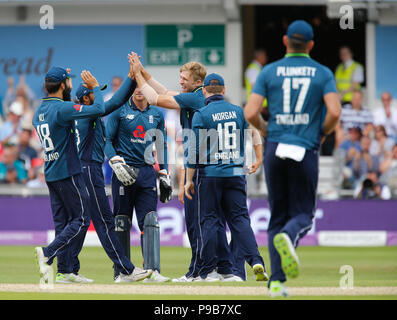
[0,246,397,300]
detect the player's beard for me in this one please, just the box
[62,85,72,101]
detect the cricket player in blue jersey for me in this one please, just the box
[105,80,171,282]
[184,73,268,282]
[132,59,239,282]
[245,20,341,297]
[32,67,105,284]
[72,54,153,283]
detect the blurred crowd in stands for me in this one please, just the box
[1,46,397,199]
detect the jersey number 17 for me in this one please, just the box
[282,77,311,114]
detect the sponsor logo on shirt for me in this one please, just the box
[133,125,145,139]
[126,114,135,120]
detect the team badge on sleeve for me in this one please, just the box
[73,104,83,112]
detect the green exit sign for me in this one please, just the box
[145,24,225,66]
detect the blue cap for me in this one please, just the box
[75,83,107,100]
[286,20,314,42]
[203,73,224,87]
[45,67,75,82]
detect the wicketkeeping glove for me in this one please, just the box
[109,156,139,186]
[158,169,172,203]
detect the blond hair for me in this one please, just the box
[180,61,207,83]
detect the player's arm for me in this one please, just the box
[322,70,342,136]
[245,93,268,137]
[143,71,179,96]
[178,167,186,204]
[103,54,138,116]
[134,71,181,110]
[184,112,203,200]
[128,53,179,96]
[155,113,169,173]
[104,78,136,116]
[249,125,263,174]
[58,71,105,122]
[322,92,342,135]
[104,109,120,160]
[156,113,172,203]
[105,110,138,186]
[244,68,268,137]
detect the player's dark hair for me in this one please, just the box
[45,79,65,94]
[287,38,308,52]
[205,85,224,95]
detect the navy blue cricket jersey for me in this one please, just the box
[187,95,248,177]
[105,98,168,170]
[252,53,337,150]
[32,87,105,182]
[74,77,136,164]
[173,86,205,161]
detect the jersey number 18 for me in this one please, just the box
[36,124,55,152]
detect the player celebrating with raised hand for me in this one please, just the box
[245,20,341,297]
[131,56,238,282]
[184,73,268,282]
[33,67,105,284]
[105,60,171,283]
[71,52,153,283]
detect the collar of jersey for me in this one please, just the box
[193,86,203,93]
[285,53,310,58]
[128,97,150,112]
[42,97,64,102]
[205,94,224,106]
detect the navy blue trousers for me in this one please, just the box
[183,171,203,277]
[111,165,158,231]
[230,237,248,280]
[45,174,91,273]
[184,172,233,278]
[197,174,264,278]
[264,141,318,284]
[81,162,135,275]
[111,165,158,271]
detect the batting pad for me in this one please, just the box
[142,211,161,272]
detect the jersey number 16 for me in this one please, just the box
[217,121,237,151]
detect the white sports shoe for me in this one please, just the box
[143,270,171,283]
[55,273,76,284]
[114,267,152,283]
[220,274,244,282]
[55,273,94,284]
[171,275,195,283]
[196,270,223,282]
[35,247,52,283]
[73,273,94,283]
